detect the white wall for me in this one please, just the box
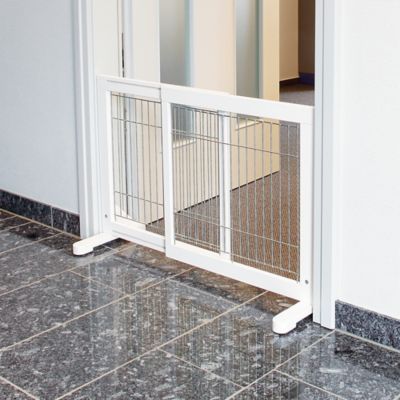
[160,0,187,85]
[93,0,121,76]
[129,0,160,81]
[334,0,400,320]
[0,0,79,213]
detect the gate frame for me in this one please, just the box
[73,0,339,330]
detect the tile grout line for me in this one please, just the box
[336,328,400,355]
[70,263,196,299]
[0,247,120,299]
[55,290,269,399]
[0,376,39,400]
[0,265,197,353]
[0,232,63,257]
[276,370,347,400]
[0,294,129,353]
[0,221,31,234]
[0,208,80,239]
[225,329,336,400]
[55,353,152,399]
[158,348,243,390]
[68,269,127,296]
[146,275,241,307]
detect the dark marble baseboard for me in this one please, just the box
[0,189,80,237]
[336,300,400,351]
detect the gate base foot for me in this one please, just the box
[73,233,117,256]
[272,301,312,334]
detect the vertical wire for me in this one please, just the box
[129,96,134,221]
[262,120,266,266]
[297,123,300,280]
[194,108,199,244]
[185,107,191,243]
[279,122,283,273]
[201,111,206,244]
[253,119,258,263]
[288,124,292,275]
[112,94,117,219]
[141,100,147,224]
[147,100,153,224]
[237,115,242,258]
[118,94,123,217]
[207,110,213,250]
[178,106,184,240]
[154,101,159,225]
[270,122,274,268]
[245,118,250,260]
[134,98,140,222]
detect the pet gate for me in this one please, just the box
[74,76,314,334]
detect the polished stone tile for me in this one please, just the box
[74,251,189,295]
[232,372,339,400]
[64,350,240,400]
[172,267,266,304]
[0,271,123,349]
[0,222,58,253]
[104,238,133,250]
[117,242,193,276]
[0,280,234,398]
[0,216,29,231]
[336,300,400,351]
[0,234,114,295]
[279,331,400,400]
[0,379,32,400]
[52,207,80,236]
[0,190,52,226]
[163,292,328,386]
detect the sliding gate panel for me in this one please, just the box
[169,106,300,281]
[97,76,313,303]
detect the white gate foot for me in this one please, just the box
[272,301,312,334]
[73,233,117,256]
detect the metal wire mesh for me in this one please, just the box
[111,93,164,235]
[111,94,300,281]
[169,105,300,281]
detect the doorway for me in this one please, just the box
[75,0,335,329]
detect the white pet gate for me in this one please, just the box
[74,75,314,334]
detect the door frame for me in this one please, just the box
[73,0,338,329]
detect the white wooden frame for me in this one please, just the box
[73,0,337,329]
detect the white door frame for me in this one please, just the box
[73,0,338,329]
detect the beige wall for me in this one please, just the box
[190,0,236,94]
[260,0,280,100]
[280,0,299,81]
[299,0,315,74]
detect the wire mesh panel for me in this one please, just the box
[170,105,300,281]
[111,92,164,235]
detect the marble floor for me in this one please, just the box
[0,209,399,399]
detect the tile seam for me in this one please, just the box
[0,245,118,298]
[158,349,243,389]
[0,295,128,352]
[0,376,39,400]
[225,329,335,400]
[276,370,347,400]
[0,232,63,257]
[336,329,400,355]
